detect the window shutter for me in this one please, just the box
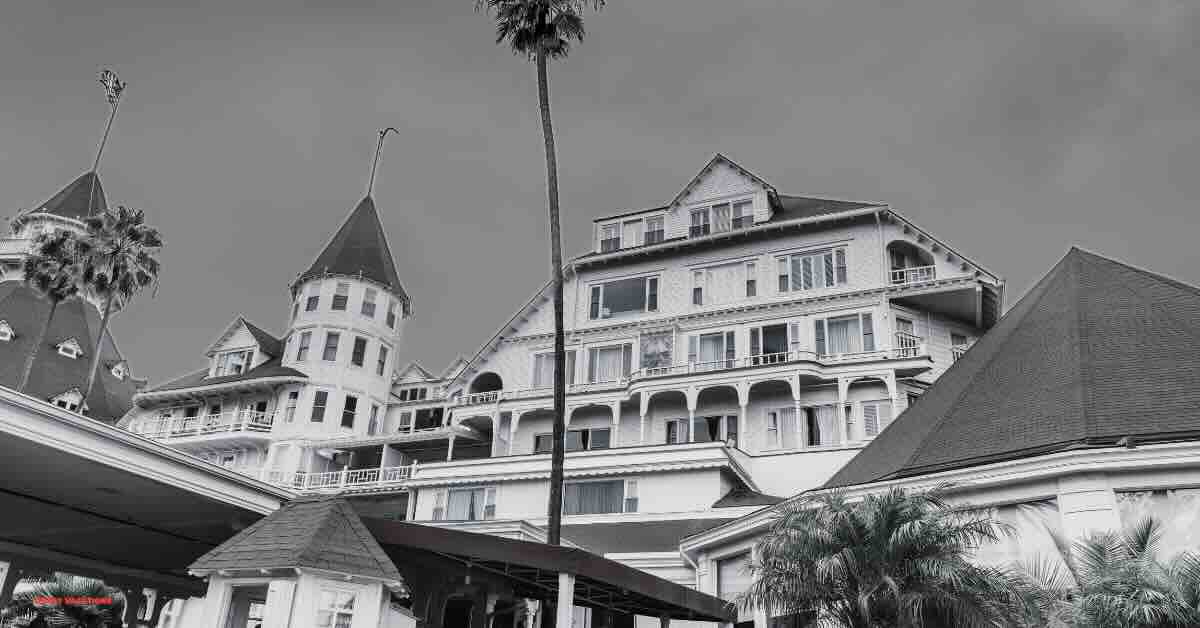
[835,249,848,284]
[687,336,698,363]
[725,331,736,364]
[589,286,601,319]
[622,344,632,378]
[823,252,835,287]
[588,348,597,382]
[647,277,659,311]
[861,313,875,351]
[750,328,761,356]
[814,319,826,356]
[863,404,880,436]
[797,257,810,291]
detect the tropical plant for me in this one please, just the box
[0,573,126,628]
[18,230,85,393]
[1017,517,1200,627]
[475,0,605,545]
[77,205,162,402]
[737,487,1031,628]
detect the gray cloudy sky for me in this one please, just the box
[2,0,1198,382]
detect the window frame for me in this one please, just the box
[599,223,621,252]
[316,589,356,628]
[434,486,498,521]
[776,247,848,293]
[284,390,299,423]
[376,345,389,377]
[361,287,377,318]
[534,427,611,454]
[295,331,312,361]
[332,282,350,311]
[587,343,633,383]
[311,390,329,422]
[562,478,638,515]
[350,336,368,367]
[322,331,340,362]
[814,312,876,356]
[532,349,577,389]
[587,275,660,320]
[341,395,358,428]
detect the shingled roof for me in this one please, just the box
[190,497,404,585]
[0,283,138,423]
[826,248,1200,488]
[296,196,409,310]
[20,171,107,221]
[143,358,306,394]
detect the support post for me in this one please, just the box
[836,378,850,446]
[447,434,457,462]
[659,614,671,628]
[556,573,575,628]
[610,402,621,447]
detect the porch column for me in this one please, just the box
[148,595,173,628]
[836,378,850,446]
[492,411,502,456]
[686,387,698,443]
[659,614,671,628]
[736,382,749,448]
[610,401,621,447]
[556,573,575,628]
[639,393,651,444]
[792,376,805,449]
[751,545,768,628]
[447,434,457,462]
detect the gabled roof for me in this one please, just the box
[826,248,1200,488]
[144,357,306,393]
[20,171,107,221]
[203,317,283,359]
[0,282,138,423]
[666,153,775,210]
[190,497,404,585]
[711,486,785,509]
[396,361,436,382]
[296,196,409,310]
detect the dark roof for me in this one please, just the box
[23,171,107,220]
[560,519,731,554]
[0,283,138,422]
[826,248,1200,488]
[296,196,409,308]
[364,514,733,621]
[772,194,877,221]
[712,487,785,509]
[145,357,306,393]
[190,497,404,583]
[241,319,283,358]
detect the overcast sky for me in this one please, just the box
[2,0,1197,382]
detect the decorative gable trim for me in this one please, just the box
[0,320,13,341]
[666,153,776,211]
[57,337,83,359]
[204,317,253,357]
[396,361,436,382]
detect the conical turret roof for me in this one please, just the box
[296,196,408,307]
[23,171,107,221]
[826,248,1200,488]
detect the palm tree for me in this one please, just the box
[18,230,85,393]
[475,0,605,545]
[1018,517,1200,627]
[0,572,126,628]
[78,205,162,402]
[737,487,1030,628]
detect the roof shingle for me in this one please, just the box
[296,196,408,310]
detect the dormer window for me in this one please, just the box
[644,216,665,244]
[214,349,253,376]
[50,388,87,413]
[110,361,128,380]
[57,338,83,359]
[599,224,620,252]
[0,320,13,342]
[689,209,710,237]
[690,198,753,237]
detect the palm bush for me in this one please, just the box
[737,487,1030,628]
[0,573,125,628]
[1018,517,1200,627]
[18,230,85,393]
[77,205,162,401]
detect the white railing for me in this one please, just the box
[0,238,31,256]
[455,391,501,407]
[952,345,968,362]
[890,265,936,285]
[894,332,923,358]
[133,410,274,439]
[261,464,415,492]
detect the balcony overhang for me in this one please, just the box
[888,277,1002,329]
[135,375,306,407]
[305,424,484,450]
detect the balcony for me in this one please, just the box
[261,464,414,493]
[0,237,30,258]
[890,265,936,285]
[132,410,274,441]
[308,423,484,449]
[952,345,968,362]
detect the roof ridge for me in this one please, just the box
[1073,252,1093,447]
[1070,246,1200,300]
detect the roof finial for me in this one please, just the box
[367,128,399,197]
[89,68,127,215]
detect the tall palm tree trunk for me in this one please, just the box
[537,48,567,546]
[83,295,115,401]
[18,300,59,393]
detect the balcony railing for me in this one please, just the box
[454,391,502,407]
[132,410,274,440]
[890,265,936,285]
[952,345,968,362]
[894,331,923,358]
[261,464,414,492]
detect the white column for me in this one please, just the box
[686,387,698,443]
[639,393,652,444]
[836,378,850,445]
[556,573,576,628]
[447,434,457,462]
[610,402,622,447]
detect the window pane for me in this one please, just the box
[564,481,624,515]
[565,430,584,451]
[589,429,611,449]
[602,277,648,316]
[641,332,673,369]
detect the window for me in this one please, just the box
[745,261,757,297]
[361,288,377,318]
[215,349,252,376]
[687,331,736,370]
[588,276,659,319]
[777,248,848,292]
[311,391,328,422]
[815,313,875,355]
[246,601,265,628]
[640,332,673,372]
[532,350,576,388]
[305,285,320,311]
[57,338,82,359]
[666,419,689,444]
[600,224,620,252]
[692,270,704,305]
[862,400,893,437]
[695,262,750,306]
[644,216,665,244]
[351,337,368,367]
[0,320,12,341]
[588,344,632,383]
[322,332,340,361]
[749,324,790,364]
[368,404,380,435]
[292,298,300,322]
[622,219,641,248]
[332,282,349,310]
[765,408,803,449]
[437,487,497,521]
[341,395,358,428]
[689,208,711,237]
[563,480,635,515]
[398,387,428,401]
[731,200,753,229]
[316,590,356,628]
[377,345,389,376]
[386,301,397,329]
[711,203,731,232]
[296,331,312,361]
[534,428,610,453]
[692,415,738,446]
[284,391,299,422]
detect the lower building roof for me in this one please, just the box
[561,519,733,554]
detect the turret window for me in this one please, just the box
[332,283,350,310]
[361,288,377,318]
[322,332,340,361]
[386,302,397,329]
[351,337,368,367]
[377,345,389,377]
[295,331,312,361]
[284,391,299,422]
[0,320,13,342]
[305,285,320,312]
[341,395,358,428]
[57,338,83,359]
[311,390,328,422]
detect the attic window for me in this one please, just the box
[214,349,253,377]
[50,389,87,413]
[111,362,128,380]
[0,320,12,342]
[57,338,83,359]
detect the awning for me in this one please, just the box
[363,517,734,622]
